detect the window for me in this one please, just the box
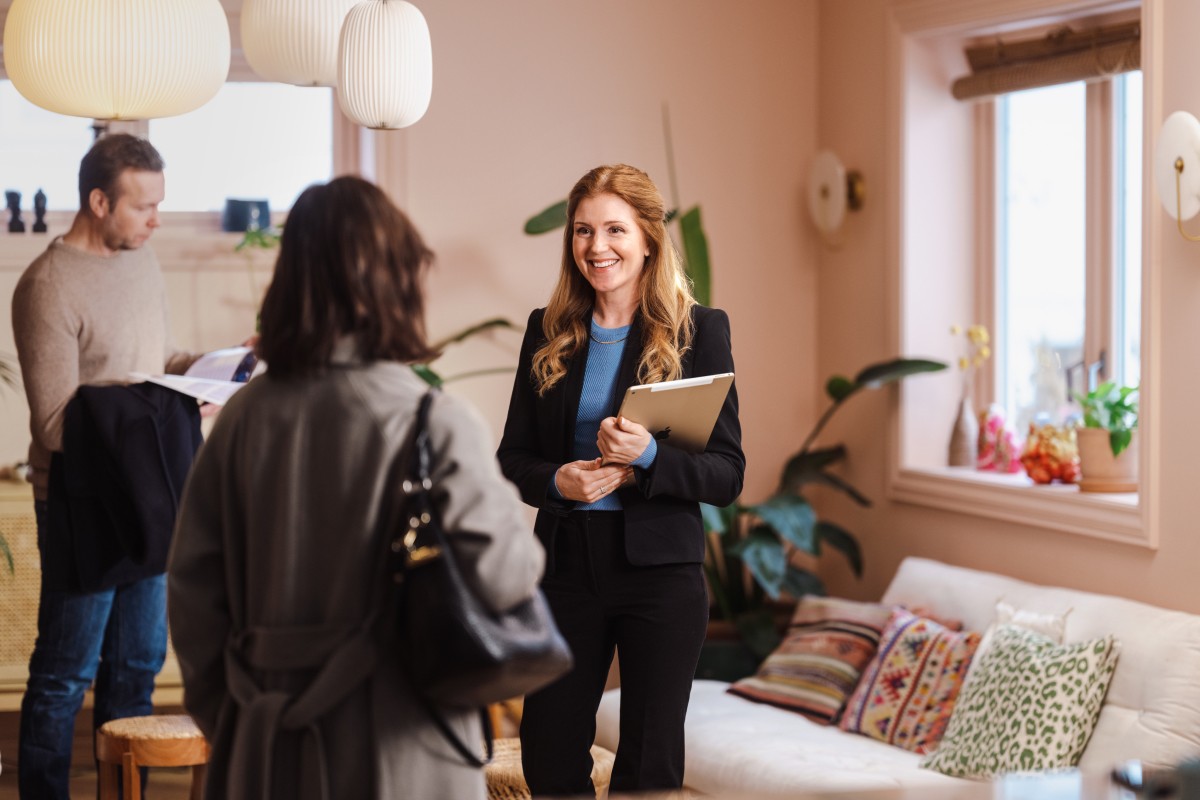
[0,80,94,211]
[887,1,1153,547]
[994,71,1142,435]
[149,83,334,213]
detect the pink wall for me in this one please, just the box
[816,0,1200,615]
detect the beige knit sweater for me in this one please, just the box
[11,237,194,500]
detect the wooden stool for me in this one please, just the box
[95,714,211,800]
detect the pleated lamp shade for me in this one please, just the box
[338,0,432,130]
[2,0,230,121]
[241,0,360,87]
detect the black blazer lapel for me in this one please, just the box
[560,333,590,458]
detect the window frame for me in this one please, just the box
[885,0,1162,549]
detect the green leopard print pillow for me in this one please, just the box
[920,624,1119,779]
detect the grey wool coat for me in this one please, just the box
[167,354,544,800]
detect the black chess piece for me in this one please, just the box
[6,191,25,233]
[32,189,47,233]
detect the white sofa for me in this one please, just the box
[595,557,1200,795]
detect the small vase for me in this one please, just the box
[948,394,978,467]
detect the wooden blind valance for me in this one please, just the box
[952,20,1140,102]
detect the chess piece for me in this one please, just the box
[6,190,25,233]
[32,189,47,233]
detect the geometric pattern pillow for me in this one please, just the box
[838,607,981,754]
[920,624,1120,779]
[727,596,893,724]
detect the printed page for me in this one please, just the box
[183,346,260,382]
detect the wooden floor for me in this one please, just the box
[0,708,194,799]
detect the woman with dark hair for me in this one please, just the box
[498,164,745,796]
[168,176,543,800]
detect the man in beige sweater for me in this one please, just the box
[11,134,195,799]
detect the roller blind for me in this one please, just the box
[952,20,1139,102]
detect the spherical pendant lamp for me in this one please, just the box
[241,0,360,87]
[338,0,433,130]
[2,0,230,121]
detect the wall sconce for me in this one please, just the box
[1154,110,1200,242]
[2,0,230,120]
[807,150,865,240]
[337,0,433,130]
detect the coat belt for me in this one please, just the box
[223,622,378,800]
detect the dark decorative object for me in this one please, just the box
[6,190,25,233]
[32,189,47,233]
[221,198,270,233]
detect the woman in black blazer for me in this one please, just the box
[498,164,744,796]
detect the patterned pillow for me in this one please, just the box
[921,624,1120,779]
[726,596,893,724]
[838,607,981,753]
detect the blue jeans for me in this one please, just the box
[18,501,167,799]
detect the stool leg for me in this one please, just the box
[191,763,207,800]
[122,752,142,800]
[99,762,121,800]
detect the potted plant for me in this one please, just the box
[1074,381,1138,493]
[698,357,947,678]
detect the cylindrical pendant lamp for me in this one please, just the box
[2,0,230,121]
[241,0,360,87]
[338,0,433,130]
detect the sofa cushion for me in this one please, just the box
[881,557,1200,770]
[965,600,1069,683]
[838,607,980,753]
[726,596,892,723]
[920,624,1120,778]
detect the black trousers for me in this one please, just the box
[520,511,708,797]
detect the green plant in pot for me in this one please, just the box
[1074,381,1139,493]
[699,357,947,677]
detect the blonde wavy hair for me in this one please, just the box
[531,164,696,396]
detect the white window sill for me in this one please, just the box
[887,466,1148,549]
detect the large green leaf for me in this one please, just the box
[853,358,947,388]
[701,501,738,536]
[734,608,782,659]
[780,566,826,599]
[524,200,569,235]
[410,364,442,387]
[815,521,863,577]
[826,375,855,402]
[748,495,816,554]
[779,445,846,492]
[1110,428,1133,457]
[0,533,12,575]
[728,526,788,598]
[679,206,712,307]
[805,471,872,508]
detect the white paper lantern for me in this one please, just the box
[241,0,360,87]
[2,0,230,121]
[338,0,433,130]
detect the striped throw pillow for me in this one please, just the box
[726,596,893,724]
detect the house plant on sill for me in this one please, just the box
[698,357,947,680]
[1074,381,1138,493]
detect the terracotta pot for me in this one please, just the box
[1076,427,1138,493]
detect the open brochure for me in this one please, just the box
[131,346,265,406]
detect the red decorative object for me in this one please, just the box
[1019,423,1080,485]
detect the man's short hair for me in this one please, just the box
[78,134,164,210]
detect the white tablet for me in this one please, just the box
[616,373,734,454]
